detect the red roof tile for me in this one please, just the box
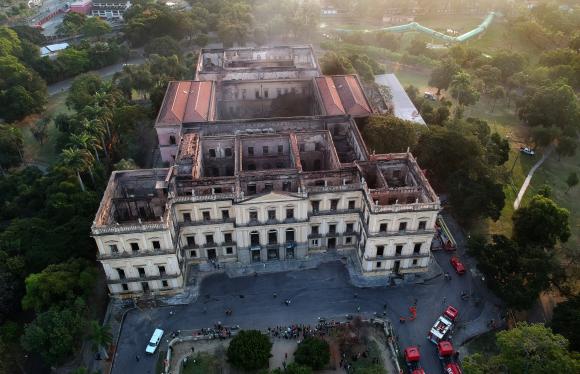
[157,81,213,126]
[315,77,345,115]
[332,75,372,116]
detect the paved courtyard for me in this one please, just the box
[111,247,501,374]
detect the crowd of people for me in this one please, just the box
[266,320,348,340]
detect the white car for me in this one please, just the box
[145,328,164,354]
[520,147,535,155]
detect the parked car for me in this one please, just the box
[450,256,466,275]
[145,328,164,354]
[424,92,437,101]
[520,146,535,155]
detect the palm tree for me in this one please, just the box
[89,321,113,360]
[61,147,94,191]
[68,132,102,163]
[82,118,110,162]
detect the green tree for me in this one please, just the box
[21,302,87,366]
[449,72,479,108]
[486,132,510,166]
[469,235,558,310]
[21,259,97,312]
[217,1,253,47]
[0,124,23,170]
[428,59,460,95]
[57,48,90,77]
[320,52,355,75]
[556,136,577,160]
[362,115,420,154]
[226,330,272,370]
[464,323,579,373]
[294,337,330,370]
[489,85,505,112]
[512,194,570,249]
[490,50,525,80]
[89,321,112,359]
[531,126,560,149]
[31,116,51,146]
[517,83,580,132]
[144,36,182,57]
[475,65,501,93]
[551,296,580,352]
[566,172,578,193]
[56,12,86,36]
[80,17,111,38]
[61,147,94,191]
[447,171,505,224]
[66,73,104,112]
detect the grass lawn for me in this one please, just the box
[351,340,386,373]
[18,92,71,166]
[181,352,224,374]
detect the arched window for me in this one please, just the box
[169,135,176,145]
[250,231,260,246]
[268,230,278,245]
[285,228,295,242]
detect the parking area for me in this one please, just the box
[112,244,500,374]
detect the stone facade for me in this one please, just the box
[91,46,440,299]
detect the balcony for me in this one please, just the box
[98,248,175,260]
[107,272,181,284]
[238,217,306,228]
[368,228,436,238]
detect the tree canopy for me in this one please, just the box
[362,115,420,154]
[463,323,580,373]
[512,194,570,249]
[226,330,272,370]
[294,337,330,370]
[551,296,580,352]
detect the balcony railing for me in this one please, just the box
[98,248,176,260]
[107,272,181,284]
[367,228,436,238]
[309,208,360,217]
[237,217,306,228]
[304,183,362,194]
[92,221,168,236]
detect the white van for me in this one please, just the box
[145,328,164,354]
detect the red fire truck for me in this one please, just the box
[404,346,426,374]
[427,306,459,344]
[438,340,463,374]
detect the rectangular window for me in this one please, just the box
[311,225,319,235]
[264,183,273,192]
[268,209,276,220]
[277,88,282,96]
[348,200,356,210]
[418,221,427,230]
[379,223,387,232]
[190,250,197,257]
[255,89,260,99]
[263,146,269,155]
[242,89,246,99]
[209,149,216,157]
[299,143,305,152]
[141,282,149,292]
[224,233,232,243]
[312,239,319,246]
[286,208,294,219]
[330,199,339,211]
[346,223,354,233]
[117,268,126,279]
[225,148,232,157]
[121,283,129,291]
[377,245,384,257]
[414,243,422,253]
[376,261,382,268]
[152,241,160,250]
[396,245,403,255]
[183,212,191,222]
[222,210,229,219]
[249,211,258,220]
[264,89,269,98]
[278,145,283,154]
[202,211,211,221]
[268,231,277,244]
[130,243,140,252]
[186,236,196,247]
[226,247,233,255]
[329,224,336,234]
[109,244,118,253]
[137,267,146,278]
[162,280,169,288]
[412,259,418,266]
[248,184,257,194]
[311,201,320,213]
[399,222,407,232]
[345,236,352,244]
[206,234,214,245]
[282,181,291,191]
[158,265,166,275]
[248,147,254,156]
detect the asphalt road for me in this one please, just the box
[112,252,493,374]
[47,56,146,96]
